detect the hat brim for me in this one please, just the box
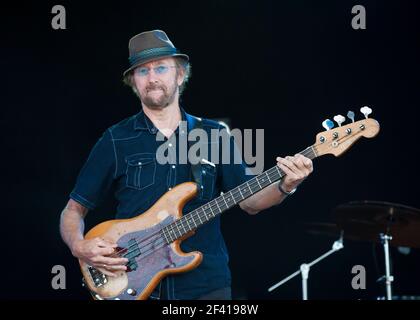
[123,53,189,77]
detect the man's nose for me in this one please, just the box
[146,68,160,81]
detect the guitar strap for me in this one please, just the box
[185,113,204,192]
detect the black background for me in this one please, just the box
[1,0,419,300]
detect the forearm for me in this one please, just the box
[60,200,88,254]
[240,181,286,215]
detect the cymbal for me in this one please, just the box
[304,222,381,244]
[331,201,420,248]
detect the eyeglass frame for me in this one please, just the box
[134,64,178,77]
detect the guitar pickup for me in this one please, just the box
[124,238,141,271]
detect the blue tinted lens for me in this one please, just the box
[137,67,149,76]
[155,65,168,74]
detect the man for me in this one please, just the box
[60,30,313,300]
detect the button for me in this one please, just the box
[202,170,206,174]
[138,162,142,165]
[168,143,173,147]
[172,165,176,169]
[168,187,172,191]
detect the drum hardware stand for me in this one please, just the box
[268,234,344,300]
[379,233,394,300]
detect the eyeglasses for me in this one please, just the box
[135,65,177,77]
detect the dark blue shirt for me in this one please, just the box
[70,108,254,299]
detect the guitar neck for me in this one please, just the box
[162,145,318,242]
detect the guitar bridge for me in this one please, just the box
[87,266,108,287]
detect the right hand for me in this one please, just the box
[72,237,128,277]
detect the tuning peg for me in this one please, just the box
[347,111,355,123]
[333,115,346,127]
[360,106,372,119]
[322,119,335,131]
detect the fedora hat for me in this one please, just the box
[123,30,189,77]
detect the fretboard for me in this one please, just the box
[161,146,317,243]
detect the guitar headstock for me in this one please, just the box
[313,107,380,157]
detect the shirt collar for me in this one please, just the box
[134,107,188,135]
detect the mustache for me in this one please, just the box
[146,83,166,92]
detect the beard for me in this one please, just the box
[139,79,178,110]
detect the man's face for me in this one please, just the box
[133,57,184,109]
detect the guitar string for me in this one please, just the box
[103,167,285,262]
[101,148,314,257]
[102,147,316,261]
[99,128,362,269]
[138,147,315,243]
[159,127,360,240]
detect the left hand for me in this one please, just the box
[276,154,313,193]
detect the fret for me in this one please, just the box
[167,227,174,242]
[208,203,216,217]
[311,146,317,158]
[199,206,207,221]
[162,230,170,244]
[256,177,262,189]
[197,210,203,224]
[215,200,221,213]
[238,186,244,199]
[180,219,188,234]
[200,206,207,220]
[242,186,252,198]
[224,193,233,207]
[192,212,199,227]
[222,195,229,209]
[203,208,211,221]
[173,224,181,239]
[266,171,272,183]
[275,165,283,178]
[246,181,253,194]
[187,214,197,228]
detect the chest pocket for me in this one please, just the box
[125,154,156,191]
[200,162,217,201]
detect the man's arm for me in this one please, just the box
[60,199,128,277]
[60,199,88,250]
[239,154,313,215]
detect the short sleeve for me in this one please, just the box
[69,129,116,210]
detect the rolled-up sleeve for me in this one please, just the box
[69,129,116,210]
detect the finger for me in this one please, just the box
[305,159,313,172]
[295,154,313,171]
[280,156,300,174]
[277,163,298,180]
[278,158,306,180]
[92,246,117,256]
[104,264,128,271]
[96,238,117,248]
[96,266,118,278]
[288,156,310,179]
[96,256,129,266]
[291,155,305,170]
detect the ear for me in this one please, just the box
[176,67,185,87]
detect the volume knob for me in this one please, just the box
[126,288,137,296]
